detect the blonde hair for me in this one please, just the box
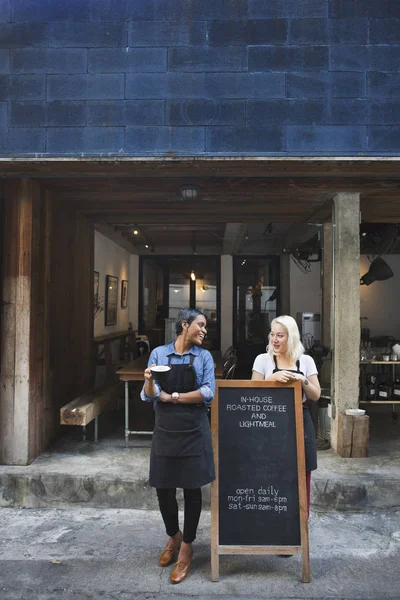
[267,315,305,363]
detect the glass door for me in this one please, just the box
[140,256,220,350]
[233,256,280,376]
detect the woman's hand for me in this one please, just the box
[274,370,298,384]
[144,363,156,381]
[159,390,172,403]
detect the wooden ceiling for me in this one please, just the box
[2,157,400,252]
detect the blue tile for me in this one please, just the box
[369,19,400,44]
[288,72,366,99]
[328,1,367,18]
[89,48,166,73]
[287,125,366,151]
[129,21,206,46]
[165,0,248,20]
[125,126,205,153]
[0,75,45,100]
[9,101,46,125]
[328,18,368,45]
[9,101,86,126]
[369,46,400,73]
[369,101,400,124]
[208,20,287,46]
[249,0,327,18]
[47,74,124,100]
[8,127,45,153]
[46,101,86,126]
[286,72,329,98]
[12,0,90,22]
[331,72,366,97]
[206,73,285,98]
[126,72,286,99]
[0,0,10,22]
[126,73,206,98]
[329,46,368,72]
[0,128,7,151]
[0,49,8,73]
[89,0,128,21]
[10,49,87,74]
[247,99,327,125]
[87,100,164,125]
[47,127,124,153]
[49,22,126,47]
[368,127,400,151]
[249,46,328,71]
[0,23,49,48]
[328,100,367,124]
[289,19,328,45]
[0,102,6,126]
[330,0,400,18]
[126,0,169,21]
[368,73,400,98]
[167,99,245,126]
[206,126,285,153]
[169,47,247,72]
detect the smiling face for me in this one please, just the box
[269,322,289,356]
[184,315,207,346]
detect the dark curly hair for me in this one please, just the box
[175,308,206,336]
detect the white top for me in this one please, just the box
[252,353,318,402]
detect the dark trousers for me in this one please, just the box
[156,487,202,544]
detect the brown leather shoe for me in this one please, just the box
[158,532,182,567]
[170,550,193,584]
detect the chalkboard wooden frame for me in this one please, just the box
[210,380,310,583]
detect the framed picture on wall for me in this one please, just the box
[105,275,118,326]
[121,280,128,309]
[94,271,99,300]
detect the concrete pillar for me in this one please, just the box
[320,223,333,388]
[220,255,233,354]
[330,193,361,454]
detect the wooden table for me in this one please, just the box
[117,351,223,446]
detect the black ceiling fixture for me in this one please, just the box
[360,257,394,285]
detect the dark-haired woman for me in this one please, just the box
[141,308,215,584]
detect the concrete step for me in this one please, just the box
[1,435,400,511]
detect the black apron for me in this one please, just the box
[273,356,317,472]
[149,354,215,489]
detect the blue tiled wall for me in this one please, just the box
[0,0,400,156]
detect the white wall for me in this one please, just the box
[94,232,135,337]
[360,254,400,340]
[289,258,321,317]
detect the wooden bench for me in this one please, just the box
[60,382,122,441]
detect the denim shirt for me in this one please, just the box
[140,342,215,406]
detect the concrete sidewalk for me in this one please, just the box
[1,410,399,511]
[0,506,399,600]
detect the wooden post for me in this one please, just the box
[0,180,43,465]
[337,414,369,458]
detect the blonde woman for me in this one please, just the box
[251,315,321,515]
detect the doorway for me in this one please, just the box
[233,256,280,377]
[139,256,221,351]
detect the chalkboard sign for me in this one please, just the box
[211,380,310,583]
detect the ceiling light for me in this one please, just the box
[145,244,149,249]
[190,270,196,281]
[180,184,200,200]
